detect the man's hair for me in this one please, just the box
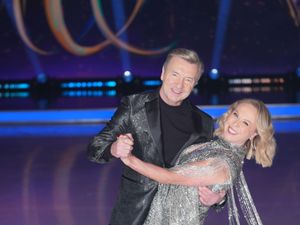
[163,48,204,80]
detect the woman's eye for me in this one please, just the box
[243,121,249,126]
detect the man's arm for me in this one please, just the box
[87,96,132,163]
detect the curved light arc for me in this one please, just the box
[91,0,172,55]
[13,0,49,55]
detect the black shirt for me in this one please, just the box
[159,97,195,168]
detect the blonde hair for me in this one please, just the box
[214,99,276,167]
[163,48,204,81]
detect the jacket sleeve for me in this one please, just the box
[87,96,132,163]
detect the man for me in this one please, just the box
[87,48,225,225]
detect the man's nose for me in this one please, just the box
[175,78,184,88]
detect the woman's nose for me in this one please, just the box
[232,119,241,127]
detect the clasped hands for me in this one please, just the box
[111,133,134,159]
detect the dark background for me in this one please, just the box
[1,0,300,81]
[0,3,299,224]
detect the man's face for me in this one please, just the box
[159,56,199,106]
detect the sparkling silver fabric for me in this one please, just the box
[233,171,263,225]
[143,137,247,225]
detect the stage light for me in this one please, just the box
[36,73,47,84]
[143,80,161,87]
[0,91,29,98]
[209,69,219,80]
[122,70,133,83]
[1,83,30,90]
[104,81,117,87]
[296,67,300,78]
[106,90,117,96]
[209,94,219,105]
[61,81,105,89]
[93,81,103,87]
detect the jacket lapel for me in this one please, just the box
[145,92,164,163]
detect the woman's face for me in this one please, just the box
[222,103,258,146]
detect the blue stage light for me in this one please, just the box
[1,83,30,90]
[106,90,117,96]
[123,70,133,83]
[93,81,103,87]
[37,73,47,84]
[0,92,29,98]
[209,69,219,80]
[87,82,93,87]
[124,71,131,76]
[76,82,82,88]
[62,81,110,89]
[296,67,300,78]
[16,83,30,89]
[143,80,161,86]
[105,81,117,87]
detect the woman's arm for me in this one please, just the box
[121,154,230,187]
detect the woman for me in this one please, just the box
[121,98,276,225]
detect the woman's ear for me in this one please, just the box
[250,132,258,140]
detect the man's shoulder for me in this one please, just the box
[119,91,158,113]
[123,90,158,104]
[191,104,213,121]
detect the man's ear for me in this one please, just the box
[160,67,165,81]
[194,80,198,87]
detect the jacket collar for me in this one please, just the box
[145,91,164,163]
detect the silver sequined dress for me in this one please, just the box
[143,137,246,225]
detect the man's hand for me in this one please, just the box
[198,186,226,206]
[111,133,134,158]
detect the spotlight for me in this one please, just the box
[296,67,300,78]
[122,70,133,83]
[209,69,219,80]
[36,73,47,84]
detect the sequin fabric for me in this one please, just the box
[143,137,246,225]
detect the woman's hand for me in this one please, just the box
[120,154,133,166]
